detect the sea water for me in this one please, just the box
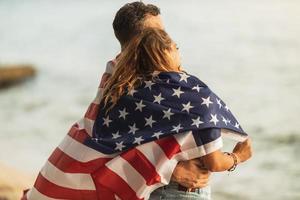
[0,0,299,199]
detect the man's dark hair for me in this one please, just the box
[113,1,161,46]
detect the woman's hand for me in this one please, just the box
[232,138,253,163]
[171,159,210,188]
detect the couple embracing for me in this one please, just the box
[23,2,252,200]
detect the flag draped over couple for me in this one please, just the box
[23,70,247,200]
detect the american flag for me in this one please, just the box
[23,61,247,200]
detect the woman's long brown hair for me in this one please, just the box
[102,28,179,112]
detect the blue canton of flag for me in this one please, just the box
[89,71,247,154]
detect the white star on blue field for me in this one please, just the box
[87,71,247,154]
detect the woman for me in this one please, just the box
[94,28,252,200]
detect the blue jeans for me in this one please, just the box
[149,182,211,200]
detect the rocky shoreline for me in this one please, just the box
[0,64,36,88]
[0,163,34,200]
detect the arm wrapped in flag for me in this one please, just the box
[88,71,248,199]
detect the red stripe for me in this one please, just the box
[34,173,97,200]
[48,147,111,173]
[121,148,161,186]
[155,136,181,159]
[99,73,111,88]
[68,124,89,143]
[92,166,143,200]
[97,186,116,200]
[84,103,100,120]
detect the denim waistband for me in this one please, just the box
[149,182,211,200]
[162,181,211,195]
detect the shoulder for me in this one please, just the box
[105,59,117,74]
[99,58,116,88]
[156,71,209,89]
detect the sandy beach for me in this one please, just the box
[0,163,34,200]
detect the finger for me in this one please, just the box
[200,175,210,183]
[198,168,210,174]
[197,177,209,184]
[196,173,210,182]
[197,167,211,175]
[196,170,210,179]
[193,180,209,189]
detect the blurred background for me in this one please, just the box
[0,0,299,199]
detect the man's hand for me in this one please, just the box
[171,159,210,188]
[233,138,252,163]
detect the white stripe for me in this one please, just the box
[105,61,114,74]
[174,137,223,160]
[134,140,179,199]
[27,187,59,200]
[76,119,85,130]
[40,161,96,190]
[83,118,94,136]
[203,136,224,154]
[77,118,95,135]
[76,118,95,137]
[136,141,177,184]
[58,135,116,162]
[92,88,104,104]
[173,131,197,150]
[136,141,168,168]
[114,194,121,200]
[221,128,248,142]
[106,156,147,198]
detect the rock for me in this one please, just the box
[0,163,34,200]
[0,64,36,88]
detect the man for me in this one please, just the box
[102,2,211,189]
